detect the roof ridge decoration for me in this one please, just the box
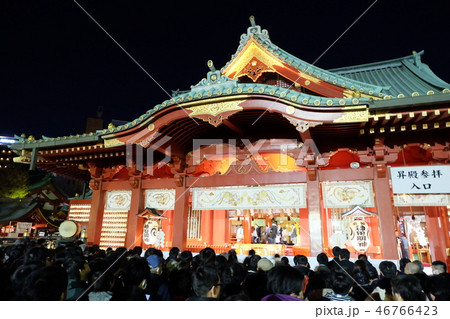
[222,16,385,99]
[191,60,238,92]
[402,51,450,89]
[238,16,275,51]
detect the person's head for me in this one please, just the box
[199,247,216,266]
[168,247,180,260]
[247,254,261,272]
[379,260,397,278]
[257,258,274,272]
[391,274,423,301]
[222,262,247,286]
[64,254,88,280]
[131,246,142,257]
[214,255,228,274]
[353,260,370,274]
[426,273,450,301]
[11,263,44,298]
[244,270,268,300]
[353,260,370,284]
[404,262,420,275]
[266,265,305,298]
[332,246,341,258]
[412,260,424,272]
[399,258,411,272]
[122,257,150,288]
[167,268,192,301]
[330,268,353,295]
[23,246,47,265]
[294,254,309,267]
[191,265,221,299]
[358,254,368,261]
[338,248,350,261]
[179,250,193,264]
[248,249,256,256]
[227,249,238,263]
[317,252,329,265]
[431,261,447,275]
[146,254,164,275]
[143,247,157,258]
[21,266,68,300]
[90,270,114,292]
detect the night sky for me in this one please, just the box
[1,0,449,138]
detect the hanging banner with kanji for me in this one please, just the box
[390,165,450,194]
[348,220,371,253]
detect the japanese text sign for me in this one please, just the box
[390,165,450,194]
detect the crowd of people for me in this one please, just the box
[0,239,449,301]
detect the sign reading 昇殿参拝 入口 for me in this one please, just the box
[390,165,450,194]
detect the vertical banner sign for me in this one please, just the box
[348,220,370,253]
[390,165,450,194]
[143,220,159,245]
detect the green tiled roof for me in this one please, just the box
[222,16,387,96]
[329,51,450,98]
[0,198,38,223]
[12,18,450,146]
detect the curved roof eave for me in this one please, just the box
[101,80,371,138]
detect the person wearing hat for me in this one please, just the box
[257,258,274,272]
[145,254,171,300]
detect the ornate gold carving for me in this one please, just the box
[104,138,125,148]
[188,101,243,117]
[237,57,271,82]
[223,40,283,80]
[282,114,322,133]
[333,109,369,123]
[187,101,243,127]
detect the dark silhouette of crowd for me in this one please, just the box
[1,240,449,301]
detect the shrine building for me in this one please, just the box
[11,17,450,266]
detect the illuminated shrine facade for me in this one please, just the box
[12,17,450,265]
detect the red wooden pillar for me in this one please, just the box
[172,185,190,250]
[87,181,104,246]
[425,206,450,265]
[213,210,227,245]
[202,210,214,246]
[223,210,230,244]
[125,180,143,248]
[373,170,398,259]
[243,210,252,244]
[164,210,174,248]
